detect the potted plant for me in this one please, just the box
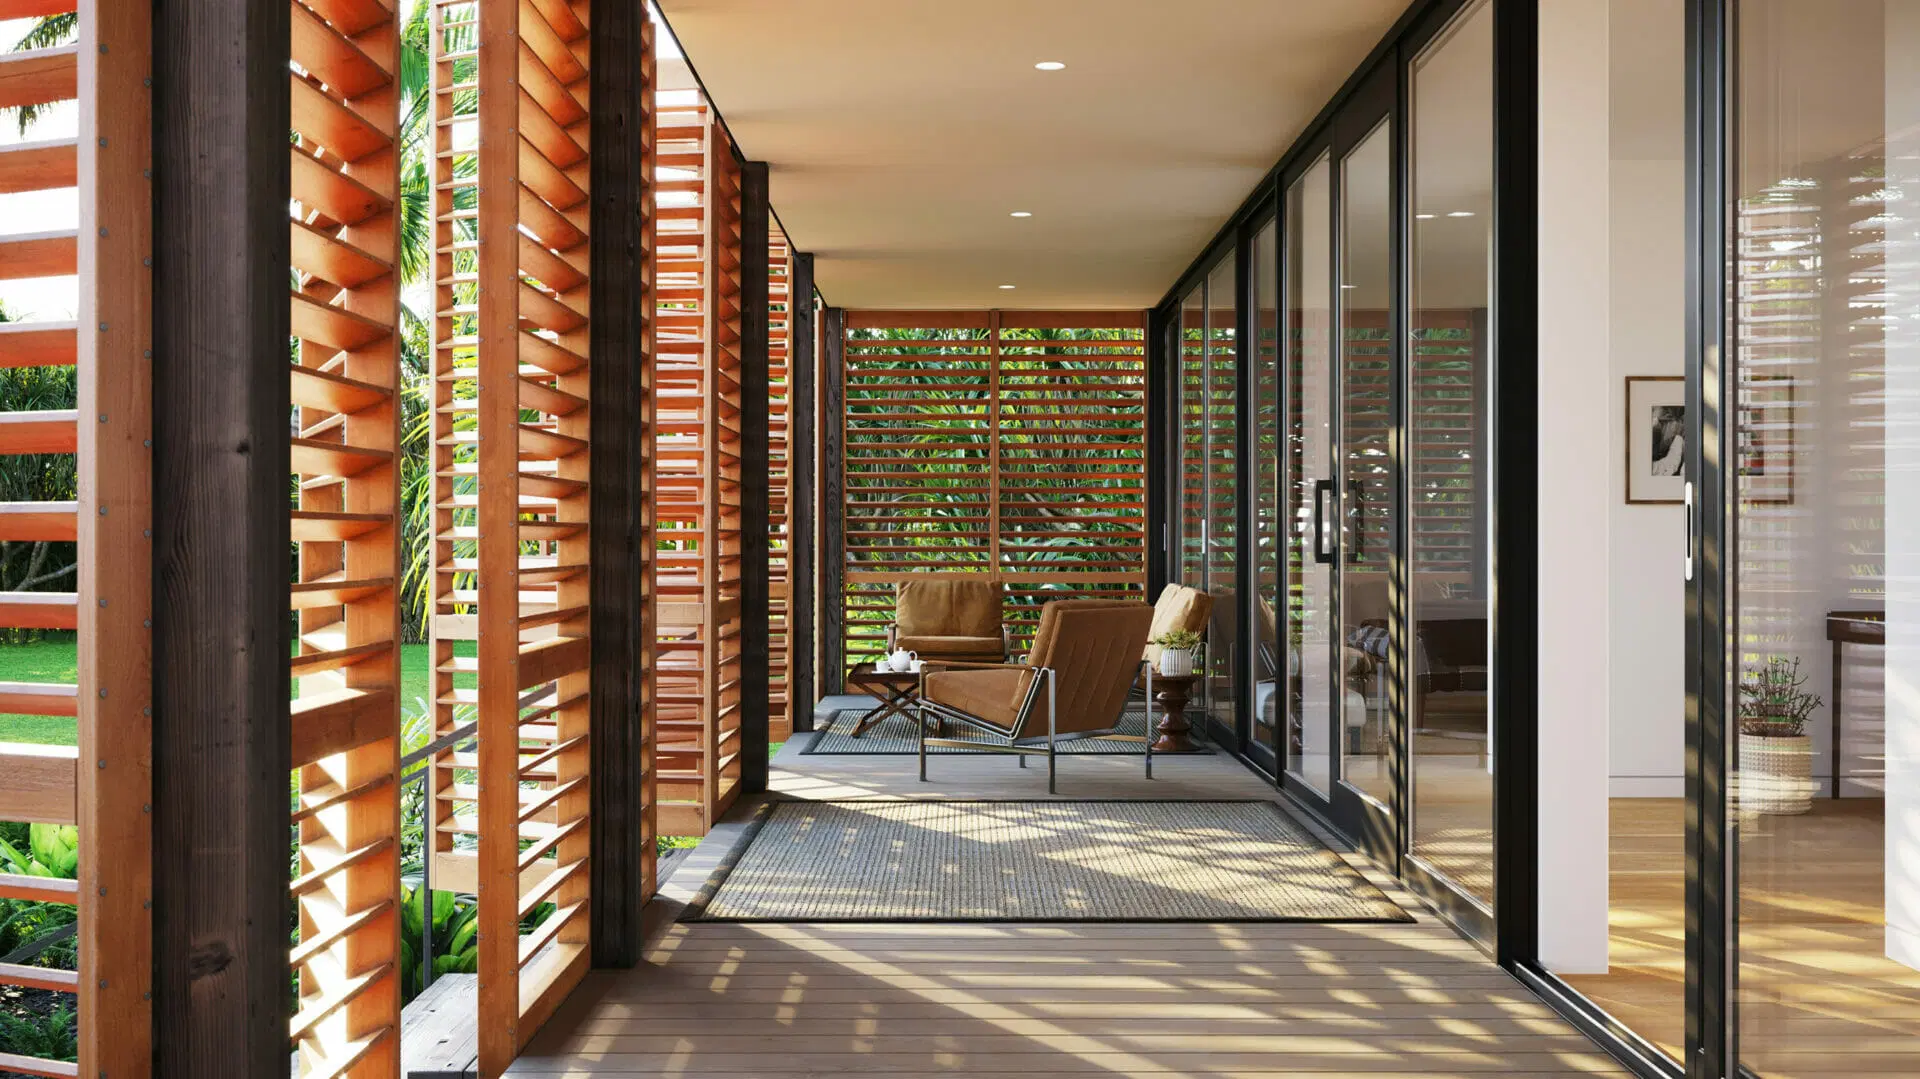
[1153,628,1202,677]
[1737,655,1822,815]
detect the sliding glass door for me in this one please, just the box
[1283,155,1337,799]
[1251,215,1282,773]
[1174,256,1240,737]
[1405,0,1494,910]
[1724,4,1920,1074]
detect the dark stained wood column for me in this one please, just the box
[820,306,846,695]
[149,0,293,1069]
[588,0,655,968]
[787,254,817,731]
[739,160,772,790]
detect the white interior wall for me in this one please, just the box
[1607,0,1687,798]
[1882,1,1918,972]
[1536,0,1614,975]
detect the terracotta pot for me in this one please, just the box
[1737,732,1814,815]
[1157,647,1195,677]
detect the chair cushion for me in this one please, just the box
[1027,599,1156,736]
[895,634,1004,659]
[924,667,1031,730]
[1145,583,1214,662]
[896,576,1003,639]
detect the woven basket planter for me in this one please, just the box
[1738,733,1814,815]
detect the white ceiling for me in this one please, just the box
[656,0,1412,310]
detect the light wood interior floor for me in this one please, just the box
[1562,797,1920,1078]
[509,738,1626,1077]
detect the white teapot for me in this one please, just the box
[887,648,918,672]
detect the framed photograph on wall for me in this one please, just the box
[1625,376,1686,504]
[1736,371,1795,505]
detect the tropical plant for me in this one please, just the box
[5,15,77,134]
[0,824,79,879]
[399,885,479,1002]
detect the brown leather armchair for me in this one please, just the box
[917,598,1157,793]
[885,574,1010,664]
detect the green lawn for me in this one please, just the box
[1,635,444,747]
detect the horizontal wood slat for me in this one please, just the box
[289,0,405,1073]
[435,0,595,1068]
[839,313,1149,665]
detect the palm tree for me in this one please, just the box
[5,15,76,134]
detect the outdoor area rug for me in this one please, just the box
[680,799,1412,923]
[803,706,1211,755]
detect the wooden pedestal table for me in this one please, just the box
[844,662,926,737]
[1148,673,1202,754]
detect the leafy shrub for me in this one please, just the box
[0,1002,76,1066]
[399,886,478,1003]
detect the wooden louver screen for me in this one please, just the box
[286,0,406,1070]
[0,1,154,1075]
[768,230,792,738]
[429,0,595,1070]
[653,93,746,836]
[840,312,1149,667]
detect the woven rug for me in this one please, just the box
[803,706,1210,755]
[681,799,1411,923]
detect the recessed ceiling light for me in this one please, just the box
[1034,61,1066,71]
[998,284,1017,290]
[1447,210,1476,218]
[1010,211,1033,218]
[1340,284,1357,290]
[1415,213,1436,220]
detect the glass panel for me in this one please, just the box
[1253,217,1282,761]
[1407,0,1493,904]
[1288,156,1336,794]
[1338,120,1394,805]
[1179,287,1206,585]
[1205,258,1240,730]
[1733,3,1920,1074]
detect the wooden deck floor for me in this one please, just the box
[508,731,1626,1077]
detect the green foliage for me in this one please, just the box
[0,1003,76,1065]
[399,886,479,1002]
[5,15,78,135]
[1152,628,1202,652]
[0,365,79,620]
[0,824,79,879]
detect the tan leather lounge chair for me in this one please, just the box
[885,574,1011,665]
[916,599,1156,793]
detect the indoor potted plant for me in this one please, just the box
[1737,655,1822,815]
[1152,628,1202,677]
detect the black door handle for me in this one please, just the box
[1313,478,1334,564]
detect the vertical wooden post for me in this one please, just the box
[788,254,817,731]
[739,162,771,789]
[76,0,153,1073]
[820,307,845,693]
[590,0,659,967]
[151,0,294,1069]
[474,0,525,1068]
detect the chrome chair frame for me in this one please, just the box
[915,659,1154,795]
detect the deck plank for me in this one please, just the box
[504,739,1624,1077]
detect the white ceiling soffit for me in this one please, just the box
[656,0,1412,310]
